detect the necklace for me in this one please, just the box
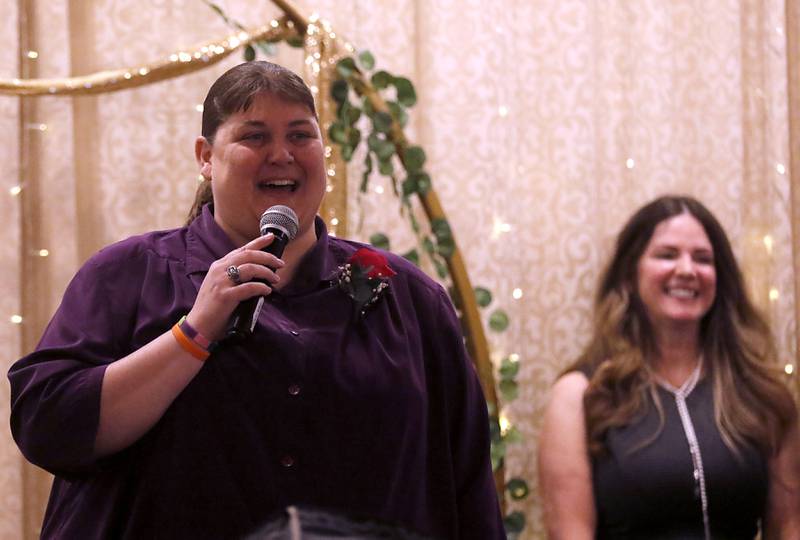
[655,359,710,540]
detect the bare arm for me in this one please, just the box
[537,371,595,540]
[94,233,283,456]
[763,417,800,540]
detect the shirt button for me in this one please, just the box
[281,455,295,468]
[288,384,301,396]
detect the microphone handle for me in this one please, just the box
[225,230,289,342]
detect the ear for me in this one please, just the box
[195,136,213,180]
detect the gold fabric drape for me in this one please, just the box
[1,1,798,539]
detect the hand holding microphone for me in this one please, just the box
[225,205,299,341]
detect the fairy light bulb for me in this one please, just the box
[776,163,786,175]
[763,235,773,254]
[625,158,635,169]
[37,249,49,257]
[785,364,794,375]
[769,288,779,301]
[26,50,39,59]
[9,185,22,196]
[499,413,510,436]
[10,315,22,324]
[512,288,523,300]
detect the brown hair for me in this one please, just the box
[186,61,318,224]
[571,195,796,457]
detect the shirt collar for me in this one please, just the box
[185,204,349,294]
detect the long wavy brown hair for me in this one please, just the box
[570,195,796,457]
[185,61,318,225]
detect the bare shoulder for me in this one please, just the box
[548,371,590,407]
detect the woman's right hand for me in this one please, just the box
[185,233,285,342]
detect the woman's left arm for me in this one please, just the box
[764,417,800,539]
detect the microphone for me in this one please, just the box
[225,205,299,341]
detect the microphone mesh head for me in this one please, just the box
[259,205,299,241]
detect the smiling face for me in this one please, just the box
[636,212,717,334]
[196,92,326,247]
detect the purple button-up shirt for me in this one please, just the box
[9,205,504,539]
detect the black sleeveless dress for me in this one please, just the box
[581,370,768,539]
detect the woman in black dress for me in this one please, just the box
[538,195,799,539]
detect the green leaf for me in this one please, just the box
[432,219,455,258]
[393,77,417,107]
[372,111,393,133]
[378,157,394,175]
[490,439,506,471]
[357,50,375,70]
[371,70,393,89]
[402,249,420,266]
[285,35,304,48]
[369,232,390,251]
[346,106,362,125]
[360,153,373,193]
[506,478,530,501]
[499,379,519,401]
[422,236,435,254]
[386,101,409,127]
[503,511,526,534]
[503,426,523,444]
[403,145,426,173]
[243,44,256,61]
[401,176,418,197]
[499,356,520,379]
[328,122,348,145]
[331,79,349,105]
[362,96,374,116]
[376,140,396,161]
[336,57,357,78]
[474,287,492,308]
[433,257,449,279]
[347,127,361,148]
[340,144,354,162]
[489,309,510,332]
[413,172,431,194]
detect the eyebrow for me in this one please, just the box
[241,119,315,128]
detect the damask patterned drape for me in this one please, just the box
[1,1,797,538]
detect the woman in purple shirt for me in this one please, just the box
[8,61,504,539]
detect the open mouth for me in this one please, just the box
[665,287,697,299]
[258,179,298,192]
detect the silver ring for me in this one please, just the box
[226,265,242,285]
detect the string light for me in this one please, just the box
[374,185,384,194]
[327,167,336,177]
[330,217,339,226]
[769,288,779,301]
[9,185,22,196]
[499,413,510,436]
[26,50,39,59]
[625,158,635,169]
[508,353,520,363]
[326,184,334,192]
[763,235,773,254]
[10,315,22,324]
[776,163,786,175]
[512,288,523,300]
[195,104,204,112]
[785,364,795,375]
[491,216,512,239]
[498,105,509,117]
[36,249,49,257]
[25,123,48,131]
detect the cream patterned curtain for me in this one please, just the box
[1,1,798,539]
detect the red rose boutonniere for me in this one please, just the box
[337,248,397,318]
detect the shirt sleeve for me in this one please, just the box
[430,286,507,539]
[8,252,139,476]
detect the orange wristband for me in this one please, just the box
[171,323,210,361]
